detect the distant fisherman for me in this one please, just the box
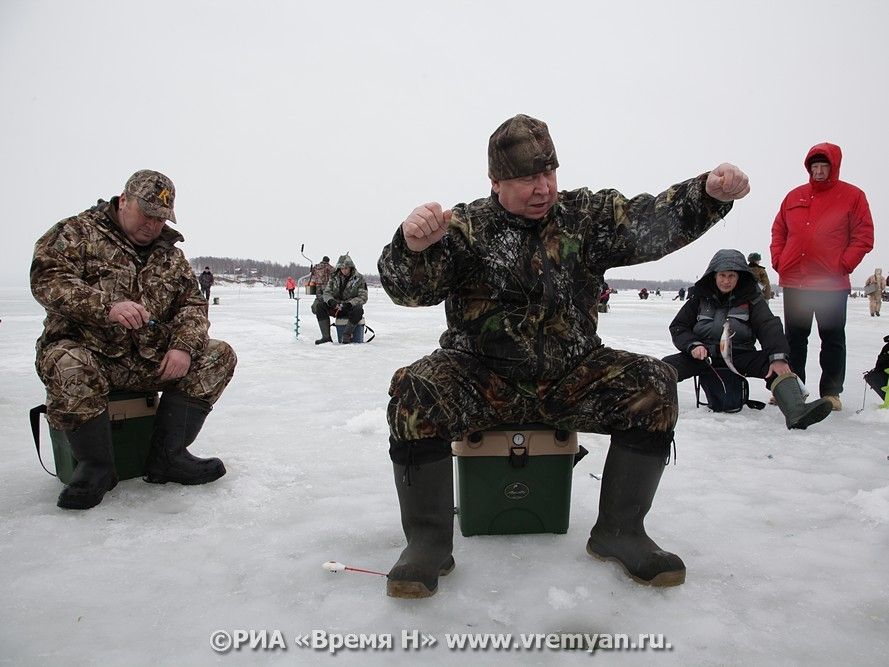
[378,113,751,597]
[662,249,832,429]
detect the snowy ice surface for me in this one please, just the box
[1,285,887,666]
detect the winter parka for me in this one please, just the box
[770,143,873,291]
[198,269,214,289]
[310,261,334,290]
[865,269,885,295]
[669,249,789,362]
[31,198,210,365]
[747,262,773,299]
[322,255,368,307]
[379,175,732,383]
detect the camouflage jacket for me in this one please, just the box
[322,257,368,307]
[309,261,334,287]
[379,175,732,382]
[747,263,773,299]
[31,198,209,364]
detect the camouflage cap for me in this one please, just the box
[488,114,559,180]
[124,169,177,223]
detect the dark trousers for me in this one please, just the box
[662,349,775,386]
[201,287,210,300]
[315,300,364,325]
[782,287,848,396]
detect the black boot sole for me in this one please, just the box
[57,478,118,510]
[788,402,833,430]
[586,542,686,587]
[143,466,226,486]
[386,557,455,599]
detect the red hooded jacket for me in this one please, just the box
[770,142,873,290]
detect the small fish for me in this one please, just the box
[720,320,744,376]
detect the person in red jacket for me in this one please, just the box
[770,143,874,411]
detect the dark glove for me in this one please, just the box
[340,302,353,313]
[327,299,338,309]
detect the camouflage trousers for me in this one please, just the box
[387,346,678,461]
[37,338,237,431]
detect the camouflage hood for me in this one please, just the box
[335,254,356,270]
[322,255,368,307]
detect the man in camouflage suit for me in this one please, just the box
[308,255,335,343]
[309,256,335,294]
[747,252,773,299]
[378,114,750,598]
[313,254,368,344]
[31,170,237,510]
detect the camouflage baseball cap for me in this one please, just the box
[488,114,559,180]
[124,170,177,223]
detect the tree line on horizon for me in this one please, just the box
[188,256,694,291]
[188,256,383,286]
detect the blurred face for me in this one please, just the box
[491,170,558,220]
[809,161,831,182]
[716,271,739,294]
[118,193,166,246]
[340,266,352,276]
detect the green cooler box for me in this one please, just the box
[49,391,158,483]
[453,426,578,536]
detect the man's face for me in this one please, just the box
[491,170,558,220]
[118,193,166,246]
[716,271,739,294]
[809,161,831,182]
[340,266,352,276]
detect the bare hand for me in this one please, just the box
[767,360,791,378]
[691,345,709,360]
[705,163,750,201]
[157,348,191,382]
[402,203,452,252]
[108,301,151,329]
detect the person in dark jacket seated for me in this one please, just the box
[662,249,832,429]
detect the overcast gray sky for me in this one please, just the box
[2,0,886,288]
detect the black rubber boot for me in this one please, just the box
[771,373,833,430]
[341,322,355,344]
[587,444,686,586]
[57,411,118,510]
[144,392,226,485]
[387,457,455,598]
[315,318,332,345]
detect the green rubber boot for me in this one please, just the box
[387,457,455,598]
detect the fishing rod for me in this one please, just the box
[701,356,727,393]
[322,561,387,576]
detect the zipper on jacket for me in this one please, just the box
[534,229,557,379]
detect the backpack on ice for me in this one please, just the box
[863,334,889,399]
[694,367,758,413]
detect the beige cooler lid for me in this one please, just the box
[109,395,158,421]
[452,428,578,457]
